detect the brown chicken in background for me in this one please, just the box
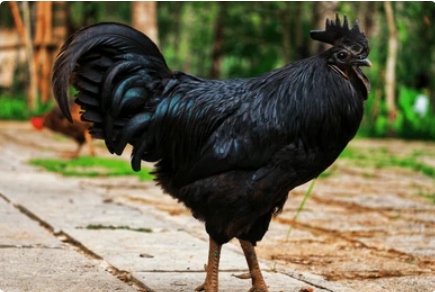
[30,102,95,158]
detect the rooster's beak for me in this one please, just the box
[357,58,372,67]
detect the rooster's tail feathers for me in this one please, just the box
[52,23,172,164]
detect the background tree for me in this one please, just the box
[210,2,225,79]
[384,1,398,134]
[34,1,53,103]
[132,1,158,45]
[311,1,338,55]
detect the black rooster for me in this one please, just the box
[53,14,371,292]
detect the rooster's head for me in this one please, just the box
[310,14,371,100]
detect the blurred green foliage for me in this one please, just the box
[0,94,54,120]
[1,2,434,140]
[319,144,435,182]
[339,146,435,177]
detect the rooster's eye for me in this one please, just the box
[337,52,348,60]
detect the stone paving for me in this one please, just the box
[0,121,434,292]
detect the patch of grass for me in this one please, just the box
[29,157,154,181]
[81,224,152,233]
[363,172,374,178]
[417,188,435,204]
[339,146,435,178]
[390,213,402,220]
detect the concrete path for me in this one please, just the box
[0,121,434,292]
[0,122,339,292]
[0,166,324,292]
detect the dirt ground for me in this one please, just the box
[1,121,434,292]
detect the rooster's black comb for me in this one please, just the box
[310,14,368,55]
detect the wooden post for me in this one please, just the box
[33,1,53,103]
[41,1,53,103]
[9,1,25,43]
[34,1,44,95]
[21,1,38,111]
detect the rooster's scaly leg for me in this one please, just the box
[195,237,222,292]
[85,131,95,156]
[69,143,82,159]
[239,239,269,292]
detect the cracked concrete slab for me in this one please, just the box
[64,228,249,272]
[0,172,171,233]
[0,248,138,292]
[0,199,140,292]
[0,199,61,248]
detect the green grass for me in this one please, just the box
[0,97,29,120]
[338,146,435,178]
[286,178,316,241]
[318,165,338,179]
[29,157,154,181]
[0,95,54,120]
[81,224,152,233]
[417,187,435,204]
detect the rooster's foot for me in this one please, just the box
[195,283,205,291]
[195,282,219,292]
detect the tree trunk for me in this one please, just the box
[311,1,338,55]
[132,1,158,45]
[33,1,53,103]
[180,4,194,73]
[34,2,43,96]
[21,1,38,111]
[172,2,182,56]
[210,3,225,79]
[384,1,398,129]
[294,2,305,60]
[359,2,377,38]
[9,1,25,43]
[279,2,292,64]
[41,1,53,103]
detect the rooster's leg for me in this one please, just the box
[70,143,82,159]
[195,237,222,292]
[239,239,269,292]
[85,131,95,156]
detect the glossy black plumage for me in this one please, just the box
[53,17,370,246]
